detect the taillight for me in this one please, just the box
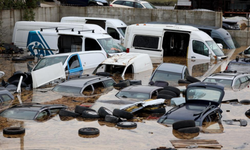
[126,48,129,53]
[110,4,113,6]
[225,65,228,70]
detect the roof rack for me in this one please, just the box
[78,29,95,34]
[40,27,74,32]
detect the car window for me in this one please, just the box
[107,28,120,40]
[92,82,105,94]
[53,85,82,94]
[192,40,209,56]
[233,78,241,89]
[0,94,12,102]
[239,76,249,89]
[0,109,37,120]
[203,78,232,88]
[227,62,250,73]
[213,38,228,49]
[141,2,156,9]
[135,2,143,8]
[133,35,159,49]
[82,85,94,95]
[103,79,115,87]
[184,69,190,79]
[85,38,102,51]
[123,1,134,7]
[113,1,123,4]
[151,70,182,83]
[50,108,61,116]
[36,110,49,121]
[33,56,68,71]
[116,91,150,99]
[68,55,80,69]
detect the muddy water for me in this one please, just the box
[0,47,250,150]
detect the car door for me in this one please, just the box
[66,54,83,74]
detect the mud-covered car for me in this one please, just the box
[0,103,67,121]
[157,82,225,126]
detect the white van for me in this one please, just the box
[31,51,107,88]
[124,24,227,63]
[27,29,125,57]
[60,17,127,44]
[12,21,107,49]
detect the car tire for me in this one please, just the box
[75,105,95,115]
[117,122,137,128]
[245,109,250,117]
[78,127,99,135]
[105,115,119,123]
[163,86,181,97]
[113,109,133,120]
[59,109,80,118]
[172,120,196,130]
[186,76,200,83]
[159,90,177,97]
[3,127,25,135]
[98,107,112,118]
[177,126,200,133]
[157,94,174,99]
[82,110,99,118]
[240,99,250,105]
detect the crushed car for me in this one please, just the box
[157,82,225,126]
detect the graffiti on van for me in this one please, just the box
[27,31,54,57]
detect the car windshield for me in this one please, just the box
[0,109,37,120]
[116,91,150,99]
[224,37,236,49]
[117,27,126,37]
[227,62,250,73]
[142,2,156,9]
[203,78,232,88]
[186,86,223,103]
[33,56,68,71]
[98,38,126,54]
[206,41,225,56]
[53,85,82,94]
[151,70,182,83]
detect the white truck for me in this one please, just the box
[26,29,125,57]
[60,17,127,44]
[124,24,227,63]
[12,21,107,49]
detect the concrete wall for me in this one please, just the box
[228,30,250,47]
[0,6,222,44]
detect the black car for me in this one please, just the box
[157,82,225,126]
[0,103,67,121]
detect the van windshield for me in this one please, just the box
[117,27,126,37]
[98,38,126,54]
[33,56,68,71]
[225,37,236,49]
[206,41,225,56]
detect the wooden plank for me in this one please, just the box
[170,139,222,149]
[170,139,219,144]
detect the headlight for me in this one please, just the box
[96,2,103,5]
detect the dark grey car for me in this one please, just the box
[157,82,225,126]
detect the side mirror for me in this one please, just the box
[217,43,223,50]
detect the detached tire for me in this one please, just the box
[240,99,250,105]
[159,90,177,97]
[186,76,200,83]
[113,109,133,119]
[157,94,173,99]
[105,115,119,123]
[75,105,95,115]
[178,126,200,133]
[82,110,99,118]
[117,122,137,128]
[59,109,79,118]
[98,107,112,118]
[78,127,99,135]
[3,127,25,135]
[172,120,196,130]
[163,86,181,97]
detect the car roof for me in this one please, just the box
[156,63,186,73]
[205,72,249,80]
[5,103,66,111]
[120,85,163,93]
[55,75,113,88]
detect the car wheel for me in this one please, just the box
[117,122,137,129]
[82,110,99,118]
[186,75,200,83]
[113,109,133,120]
[172,120,196,130]
[240,99,250,105]
[156,94,173,99]
[105,115,119,123]
[163,86,181,96]
[245,109,250,117]
[3,127,25,135]
[75,105,95,115]
[78,127,99,135]
[59,109,80,118]
[98,107,112,118]
[159,90,177,97]
[177,126,200,133]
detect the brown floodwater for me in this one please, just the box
[0,47,250,150]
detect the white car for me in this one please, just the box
[110,0,156,9]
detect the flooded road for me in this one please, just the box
[1,46,250,149]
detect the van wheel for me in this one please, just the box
[3,127,25,135]
[78,127,99,135]
[172,120,196,130]
[186,76,200,83]
[113,109,133,119]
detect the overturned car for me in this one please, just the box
[157,82,225,126]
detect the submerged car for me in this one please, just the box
[203,71,250,91]
[149,63,190,85]
[225,57,250,73]
[157,82,225,126]
[0,103,67,121]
